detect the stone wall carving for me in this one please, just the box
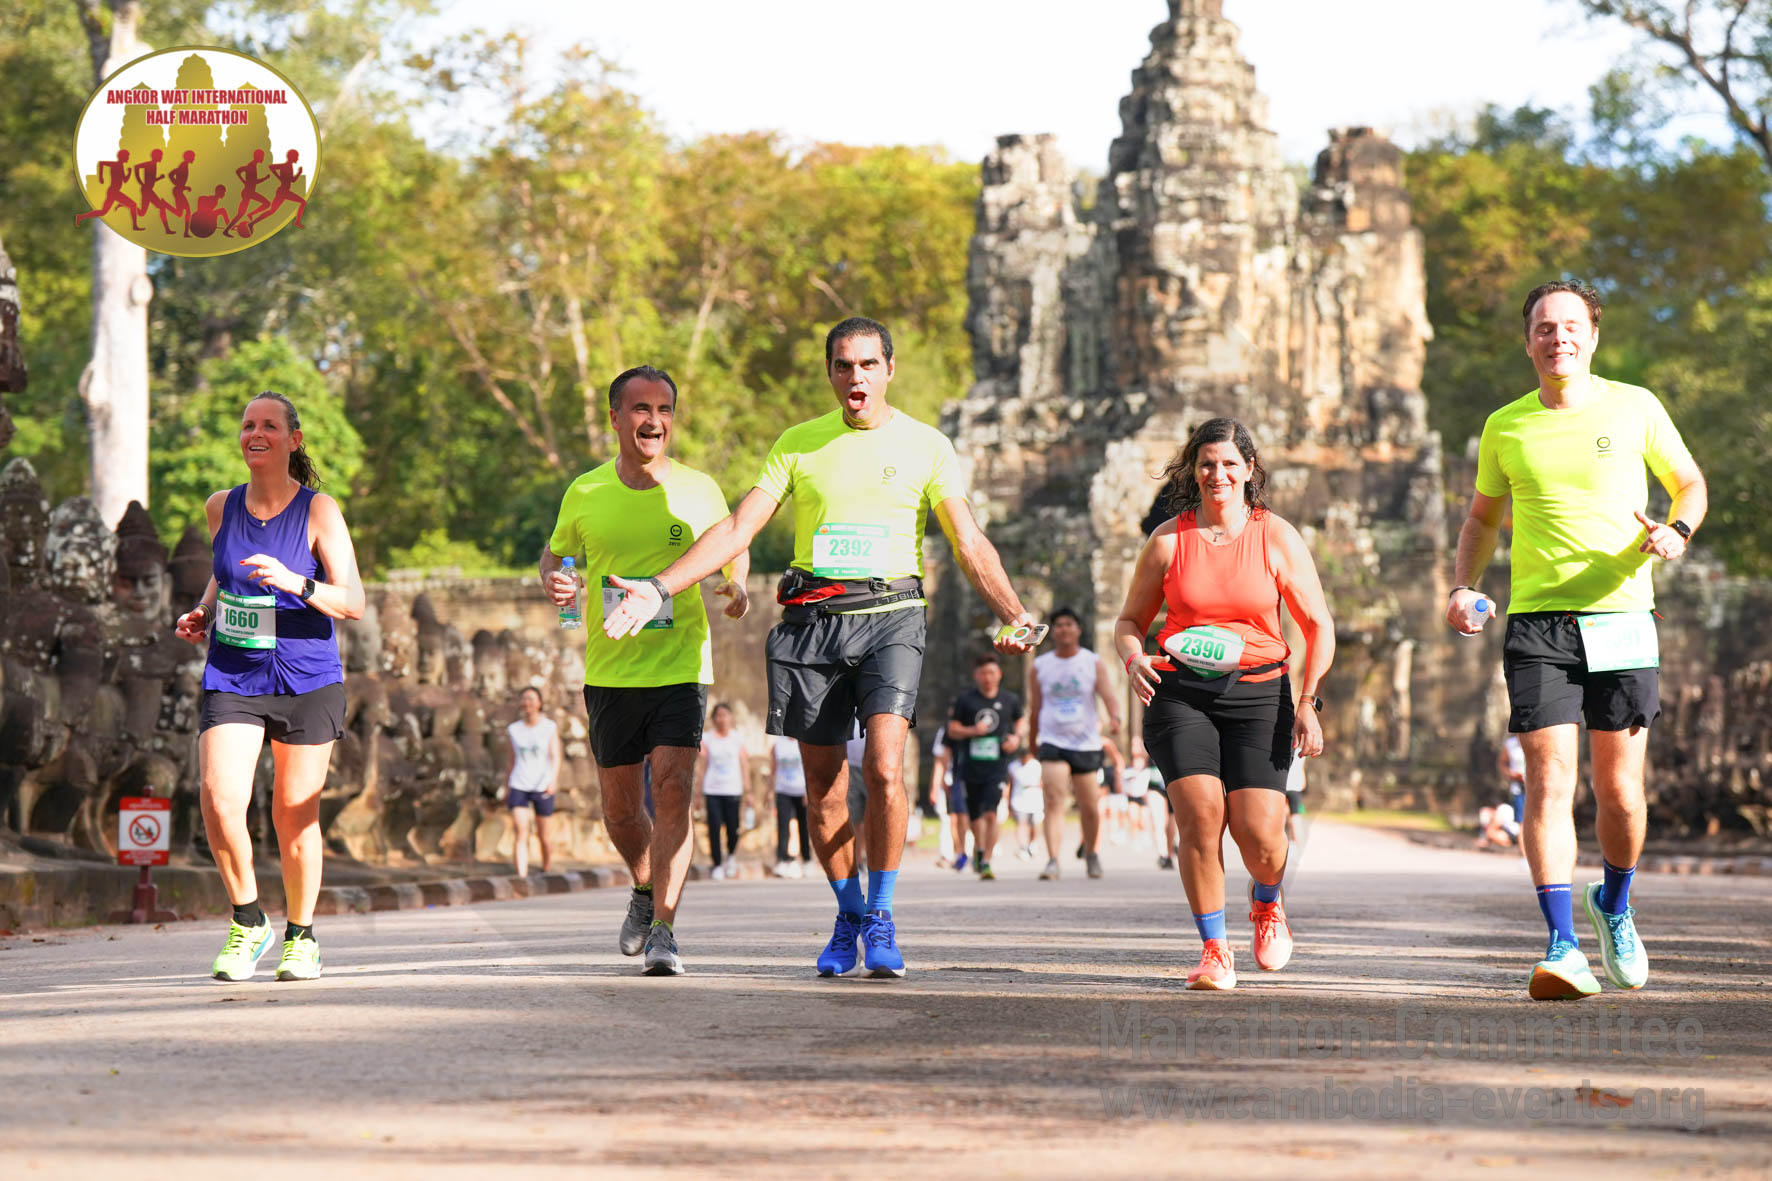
[924,0,1772,836]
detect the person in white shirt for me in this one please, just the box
[503,687,562,877]
[1008,748,1044,860]
[696,703,750,879]
[772,734,810,877]
[1029,608,1124,881]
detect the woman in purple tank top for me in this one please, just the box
[173,391,365,983]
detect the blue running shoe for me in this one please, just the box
[816,911,864,977]
[953,853,968,873]
[862,909,905,978]
[1528,937,1601,1000]
[1583,881,1649,990]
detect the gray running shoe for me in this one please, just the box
[1038,858,1060,881]
[619,888,654,956]
[642,923,684,976]
[1086,852,1104,879]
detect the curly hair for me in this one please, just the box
[1156,417,1270,517]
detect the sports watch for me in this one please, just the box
[1301,695,1325,712]
[1669,519,1692,541]
[299,577,317,601]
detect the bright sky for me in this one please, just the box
[430,0,1736,167]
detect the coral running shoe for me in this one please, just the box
[1186,939,1237,990]
[1249,897,1293,971]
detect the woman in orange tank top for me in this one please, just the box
[1113,418,1336,992]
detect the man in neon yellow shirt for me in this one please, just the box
[605,317,1042,978]
[1447,281,1707,1001]
[542,365,750,977]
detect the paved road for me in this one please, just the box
[3,820,1769,1179]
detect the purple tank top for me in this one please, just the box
[203,484,342,696]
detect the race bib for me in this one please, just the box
[968,736,1001,761]
[216,590,276,650]
[1162,625,1245,678]
[602,577,673,629]
[1054,696,1087,723]
[811,523,889,579]
[1577,612,1658,672]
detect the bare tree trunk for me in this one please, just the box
[76,0,152,527]
[0,232,22,449]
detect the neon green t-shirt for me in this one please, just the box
[1475,378,1693,613]
[548,459,730,687]
[754,408,967,613]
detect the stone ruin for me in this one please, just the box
[920,0,1772,836]
[0,1,1767,864]
[0,464,623,870]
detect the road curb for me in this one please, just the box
[1402,829,1772,875]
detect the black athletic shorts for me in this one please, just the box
[1037,743,1105,775]
[1143,673,1292,793]
[963,777,1005,818]
[766,606,924,746]
[1503,612,1660,733]
[200,683,345,745]
[583,683,707,767]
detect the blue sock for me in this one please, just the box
[1598,860,1635,914]
[1536,884,1577,946]
[866,869,899,915]
[1251,878,1281,904]
[1193,909,1226,943]
[830,875,864,916]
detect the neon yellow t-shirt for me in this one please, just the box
[548,459,730,687]
[1475,378,1693,613]
[754,409,967,613]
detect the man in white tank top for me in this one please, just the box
[1029,608,1124,881]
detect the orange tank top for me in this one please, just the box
[1153,510,1289,681]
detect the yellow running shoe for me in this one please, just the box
[210,916,275,982]
[275,933,323,982]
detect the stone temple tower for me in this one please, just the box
[925,0,1478,804]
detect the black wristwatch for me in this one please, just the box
[1301,694,1325,712]
[1669,519,1692,541]
[299,577,317,601]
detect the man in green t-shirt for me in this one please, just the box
[604,317,1042,979]
[1446,281,1707,1001]
[541,365,750,977]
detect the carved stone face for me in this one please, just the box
[46,497,116,606]
[0,457,50,589]
[339,602,382,674]
[113,566,167,619]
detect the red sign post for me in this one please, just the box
[113,797,179,923]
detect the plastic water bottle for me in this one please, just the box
[558,557,583,630]
[1459,594,1491,637]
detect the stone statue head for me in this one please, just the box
[0,457,50,590]
[46,496,116,606]
[339,600,382,674]
[169,524,212,610]
[113,500,169,621]
[412,593,445,685]
[471,629,508,698]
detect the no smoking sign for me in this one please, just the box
[118,797,171,866]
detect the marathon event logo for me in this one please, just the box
[974,707,999,733]
[73,47,320,258]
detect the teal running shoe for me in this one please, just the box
[817,911,864,977]
[210,916,275,982]
[862,909,905,978]
[275,933,323,982]
[1528,937,1600,1000]
[1584,882,1649,990]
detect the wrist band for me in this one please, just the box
[192,602,212,623]
[1449,585,1479,598]
[1125,652,1141,672]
